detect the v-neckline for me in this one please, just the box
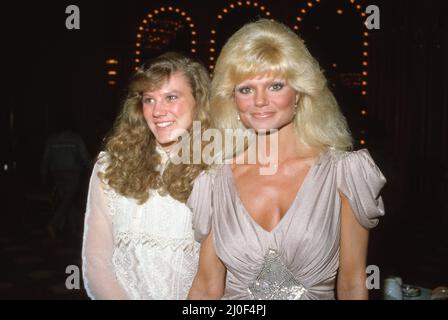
[224,150,327,234]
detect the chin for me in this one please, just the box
[153,133,174,145]
[156,139,177,149]
[254,119,293,131]
[248,122,278,132]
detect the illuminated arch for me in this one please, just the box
[133,6,198,70]
[293,0,369,146]
[208,1,273,71]
[105,58,119,86]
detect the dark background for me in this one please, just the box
[0,0,446,299]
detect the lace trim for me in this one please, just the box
[180,241,200,298]
[102,185,118,217]
[155,145,170,174]
[112,238,199,299]
[112,245,141,298]
[115,232,196,251]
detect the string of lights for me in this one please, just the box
[105,58,119,86]
[133,6,198,71]
[208,1,273,71]
[128,1,370,146]
[294,0,369,146]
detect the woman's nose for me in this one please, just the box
[152,101,168,117]
[254,91,268,107]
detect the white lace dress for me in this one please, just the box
[82,151,200,299]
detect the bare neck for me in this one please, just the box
[256,122,318,165]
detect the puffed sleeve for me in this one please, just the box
[82,153,129,299]
[336,149,387,229]
[187,170,214,243]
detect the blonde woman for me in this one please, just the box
[187,20,386,300]
[82,52,210,299]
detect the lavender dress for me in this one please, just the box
[187,149,386,300]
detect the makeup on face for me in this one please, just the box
[142,72,195,149]
[234,75,297,131]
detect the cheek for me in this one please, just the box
[234,96,251,112]
[174,101,195,124]
[273,93,295,111]
[142,106,153,123]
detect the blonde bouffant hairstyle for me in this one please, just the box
[211,19,353,153]
[99,52,210,204]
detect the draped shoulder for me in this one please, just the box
[334,149,387,229]
[187,168,217,242]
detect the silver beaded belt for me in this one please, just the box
[247,248,307,300]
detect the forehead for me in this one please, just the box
[143,71,191,95]
[236,74,287,85]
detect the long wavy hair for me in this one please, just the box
[211,19,353,158]
[99,52,210,204]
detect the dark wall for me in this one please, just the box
[367,0,448,287]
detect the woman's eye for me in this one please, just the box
[166,95,178,101]
[142,97,154,104]
[270,82,285,91]
[237,86,252,94]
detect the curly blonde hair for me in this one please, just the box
[99,52,210,204]
[211,19,353,154]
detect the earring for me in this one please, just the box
[237,114,241,121]
[293,95,299,116]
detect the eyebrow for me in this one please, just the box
[238,79,286,84]
[164,90,182,95]
[142,90,182,96]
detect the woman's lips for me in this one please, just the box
[155,121,175,128]
[251,112,275,119]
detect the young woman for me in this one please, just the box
[187,20,386,300]
[82,52,210,299]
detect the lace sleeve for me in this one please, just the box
[81,156,129,299]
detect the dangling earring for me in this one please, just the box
[293,95,299,116]
[237,114,241,121]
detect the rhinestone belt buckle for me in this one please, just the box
[247,249,307,300]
